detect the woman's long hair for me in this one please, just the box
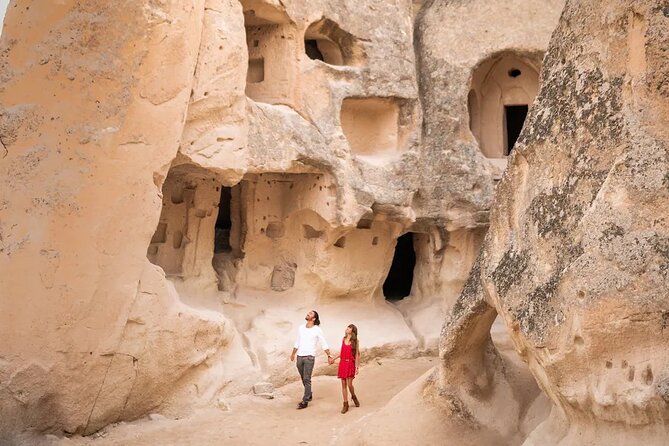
[346,324,358,357]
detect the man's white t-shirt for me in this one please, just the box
[294,324,329,356]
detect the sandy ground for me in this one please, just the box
[52,357,436,446]
[17,318,543,446]
[333,318,549,446]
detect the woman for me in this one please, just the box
[332,324,360,414]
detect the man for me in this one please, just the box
[290,310,333,409]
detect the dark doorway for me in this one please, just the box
[305,40,324,61]
[383,233,416,300]
[214,187,232,253]
[504,105,528,155]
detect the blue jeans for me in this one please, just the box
[296,355,315,403]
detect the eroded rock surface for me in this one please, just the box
[0,0,228,438]
[0,0,567,441]
[434,1,669,444]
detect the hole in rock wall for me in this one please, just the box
[504,105,528,155]
[303,224,324,239]
[213,182,246,291]
[303,18,366,67]
[341,98,401,156]
[215,187,233,253]
[356,218,373,229]
[247,58,265,83]
[304,39,326,62]
[147,166,244,279]
[173,230,183,249]
[242,1,296,104]
[383,232,416,300]
[468,53,540,159]
[271,262,297,292]
[266,221,285,239]
[151,223,167,244]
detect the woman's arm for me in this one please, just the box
[355,341,361,373]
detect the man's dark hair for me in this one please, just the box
[312,310,320,326]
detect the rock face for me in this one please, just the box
[402,0,563,355]
[434,0,669,444]
[0,0,563,440]
[0,0,236,438]
[414,0,562,224]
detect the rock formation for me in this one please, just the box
[12,0,665,443]
[431,0,669,445]
[0,0,236,438]
[401,0,563,350]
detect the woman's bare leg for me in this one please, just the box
[347,378,359,406]
[347,378,355,396]
[341,379,348,402]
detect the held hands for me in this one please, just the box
[328,355,335,365]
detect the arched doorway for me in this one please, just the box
[468,54,540,158]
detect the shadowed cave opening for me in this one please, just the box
[304,18,366,67]
[383,232,416,300]
[146,165,245,287]
[504,105,528,155]
[305,39,326,62]
[215,187,233,253]
[212,182,245,292]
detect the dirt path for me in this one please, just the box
[57,357,436,446]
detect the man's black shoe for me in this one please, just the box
[297,401,308,409]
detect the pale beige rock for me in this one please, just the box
[179,0,249,183]
[431,1,669,445]
[0,0,231,437]
[397,0,563,355]
[0,0,568,442]
[414,0,563,224]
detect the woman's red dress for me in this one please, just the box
[337,339,356,379]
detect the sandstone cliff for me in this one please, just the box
[432,0,669,444]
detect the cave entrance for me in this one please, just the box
[303,18,366,67]
[304,39,326,62]
[468,54,540,159]
[212,183,245,292]
[215,187,233,253]
[383,232,416,300]
[504,105,528,155]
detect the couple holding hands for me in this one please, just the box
[290,310,360,414]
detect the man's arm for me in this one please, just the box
[291,328,300,361]
[318,328,333,363]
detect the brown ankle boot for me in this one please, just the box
[352,394,360,407]
[341,401,349,414]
